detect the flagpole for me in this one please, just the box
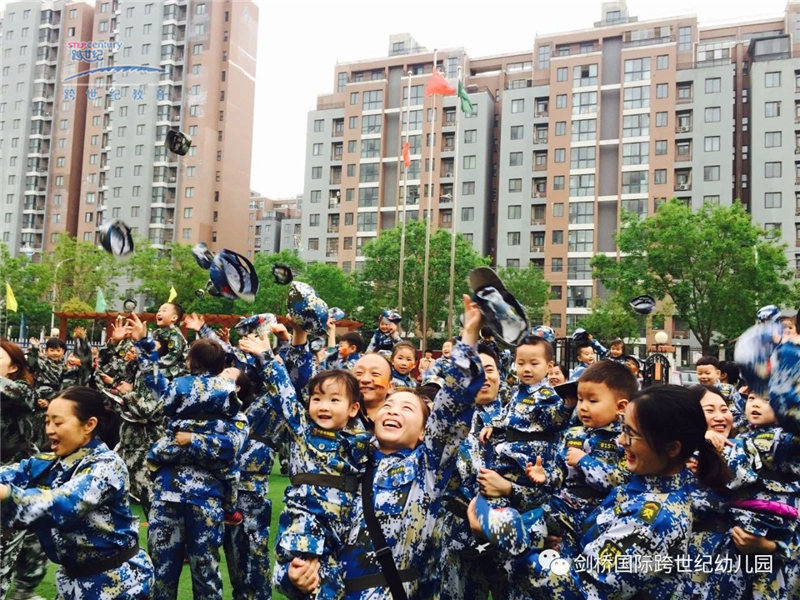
[446,64,463,339]
[398,69,412,315]
[421,50,438,353]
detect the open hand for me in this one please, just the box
[183,313,205,332]
[239,334,272,356]
[29,337,40,348]
[126,313,147,341]
[461,294,482,346]
[525,456,547,484]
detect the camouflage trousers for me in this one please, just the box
[148,498,224,600]
[0,529,26,599]
[223,490,272,600]
[117,421,162,513]
[4,530,48,599]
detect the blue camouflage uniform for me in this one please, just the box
[137,337,249,600]
[543,421,630,555]
[257,348,370,599]
[476,469,697,600]
[138,336,242,514]
[199,324,266,395]
[321,348,361,371]
[392,370,417,392]
[570,339,607,381]
[716,382,747,433]
[486,378,573,501]
[276,339,485,599]
[433,396,509,600]
[366,329,400,355]
[0,437,154,599]
[423,355,453,382]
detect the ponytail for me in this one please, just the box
[695,439,734,490]
[57,386,122,450]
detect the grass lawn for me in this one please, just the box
[33,468,291,600]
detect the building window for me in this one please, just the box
[657,55,669,70]
[462,182,475,195]
[568,230,594,252]
[571,146,596,169]
[655,83,668,99]
[363,90,383,110]
[623,86,650,110]
[311,166,322,179]
[678,26,692,52]
[765,162,782,178]
[508,179,522,193]
[507,232,520,246]
[705,78,721,94]
[569,174,594,197]
[765,101,781,118]
[622,171,648,193]
[624,58,651,82]
[572,91,597,115]
[510,125,524,140]
[511,99,524,114]
[553,149,565,163]
[510,152,523,166]
[622,114,649,137]
[508,205,521,219]
[765,132,782,148]
[765,72,781,88]
[703,166,720,181]
[571,120,596,141]
[703,136,720,152]
[765,192,782,208]
[764,223,781,239]
[193,44,203,55]
[538,44,551,69]
[313,119,324,132]
[556,67,568,82]
[356,212,378,232]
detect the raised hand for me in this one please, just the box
[72,326,87,339]
[183,313,205,332]
[29,337,40,348]
[239,334,272,356]
[219,327,230,344]
[126,313,147,341]
[525,456,547,484]
[110,319,130,342]
[271,323,291,342]
[461,294,482,346]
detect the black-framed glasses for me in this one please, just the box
[618,414,644,445]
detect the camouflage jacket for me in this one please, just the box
[0,377,37,463]
[150,324,188,380]
[26,345,66,401]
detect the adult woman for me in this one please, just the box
[468,384,732,599]
[0,340,38,598]
[0,386,153,599]
[279,295,485,599]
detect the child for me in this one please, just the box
[391,341,418,392]
[624,355,643,388]
[366,310,402,355]
[696,356,745,427]
[135,327,245,525]
[570,341,595,381]
[150,302,188,380]
[479,337,573,506]
[26,336,67,405]
[321,332,365,372]
[606,338,626,363]
[237,335,370,600]
[525,360,638,554]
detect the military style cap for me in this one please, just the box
[310,338,326,353]
[554,380,578,403]
[99,220,134,257]
[329,307,346,322]
[624,355,643,369]
[630,294,657,316]
[272,264,294,285]
[530,325,555,344]
[756,304,781,324]
[468,267,528,347]
[734,321,782,397]
[122,298,137,312]
[380,310,402,324]
[192,242,215,270]
[165,129,192,156]
[474,495,547,556]
[209,249,259,302]
[572,328,590,341]
[234,313,277,338]
[287,281,329,338]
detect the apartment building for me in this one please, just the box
[246,191,302,257]
[1,0,258,270]
[303,2,800,355]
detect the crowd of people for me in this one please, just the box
[0,280,799,600]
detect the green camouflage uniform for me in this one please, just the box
[151,325,188,380]
[94,338,134,392]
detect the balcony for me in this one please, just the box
[534,110,549,119]
[23,199,46,212]
[674,182,692,192]
[533,136,548,145]
[676,94,693,105]
[676,124,692,134]
[676,153,692,162]
[534,162,548,172]
[622,35,674,49]
[440,169,454,179]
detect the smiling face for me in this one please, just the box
[577,346,595,365]
[66,353,81,368]
[515,343,552,385]
[609,342,624,358]
[576,380,626,429]
[619,403,677,476]
[308,377,360,431]
[746,392,776,427]
[45,345,65,361]
[700,390,733,437]
[374,391,427,453]
[625,358,640,376]
[353,354,392,410]
[696,364,720,386]
[156,303,179,327]
[378,318,392,333]
[45,397,97,457]
[338,340,355,358]
[392,347,416,376]
[477,353,501,405]
[442,342,453,358]
[548,365,567,387]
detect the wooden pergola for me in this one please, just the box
[53,312,363,341]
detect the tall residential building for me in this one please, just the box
[1,0,258,273]
[302,3,800,360]
[246,191,302,256]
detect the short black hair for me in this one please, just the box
[391,341,417,360]
[164,302,184,322]
[187,338,226,375]
[480,326,494,339]
[579,361,639,401]
[339,332,365,354]
[575,341,593,358]
[45,338,67,351]
[718,361,740,386]
[477,342,499,366]
[516,336,554,363]
[695,356,720,369]
[308,369,361,406]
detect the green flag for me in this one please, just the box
[457,81,473,115]
[94,288,106,313]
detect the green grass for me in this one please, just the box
[35,468,291,600]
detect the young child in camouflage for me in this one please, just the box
[366,310,402,355]
[525,360,638,554]
[390,341,418,392]
[150,302,188,379]
[238,333,370,600]
[136,329,245,524]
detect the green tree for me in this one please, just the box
[576,294,642,344]
[0,244,52,336]
[240,250,308,316]
[592,199,797,354]
[58,297,95,334]
[496,266,551,325]
[357,220,489,337]
[299,262,359,316]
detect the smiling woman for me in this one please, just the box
[0,387,153,600]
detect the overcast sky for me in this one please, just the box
[253,0,790,197]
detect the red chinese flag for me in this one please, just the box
[403,142,410,168]
[424,70,455,97]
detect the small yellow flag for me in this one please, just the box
[167,286,178,303]
[5,282,18,313]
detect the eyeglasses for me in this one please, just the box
[617,414,644,445]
